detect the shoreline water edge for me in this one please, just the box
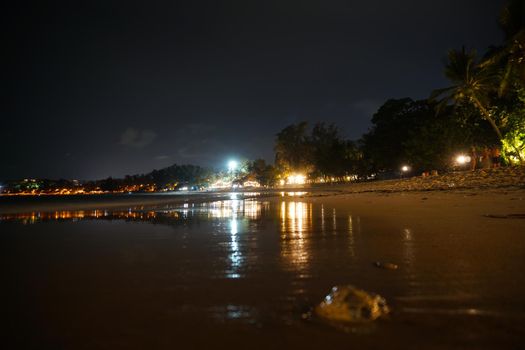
[1,167,524,215]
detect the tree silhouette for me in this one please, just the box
[431,48,507,144]
[274,122,312,174]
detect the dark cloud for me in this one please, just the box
[155,155,170,161]
[120,128,157,148]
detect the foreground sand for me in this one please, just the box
[309,188,525,221]
[2,182,525,349]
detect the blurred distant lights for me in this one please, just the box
[456,154,471,165]
[228,160,238,172]
[401,165,410,172]
[286,174,306,185]
[243,180,260,188]
[209,179,232,189]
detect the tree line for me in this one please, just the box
[274,0,525,179]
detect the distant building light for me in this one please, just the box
[286,174,306,185]
[243,180,260,188]
[209,179,232,189]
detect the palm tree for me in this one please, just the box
[433,1,525,164]
[482,0,525,96]
[431,47,503,141]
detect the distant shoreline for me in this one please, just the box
[1,167,523,215]
[0,192,266,215]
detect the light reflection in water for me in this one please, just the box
[332,208,337,234]
[280,191,307,197]
[206,199,264,279]
[321,204,325,234]
[403,228,415,268]
[1,199,365,281]
[348,215,355,258]
[280,201,312,272]
[0,200,264,225]
[0,210,162,224]
[207,199,262,219]
[228,218,242,279]
[0,195,282,225]
[210,304,254,322]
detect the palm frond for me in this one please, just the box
[444,47,477,83]
[429,86,456,102]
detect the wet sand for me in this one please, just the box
[1,189,525,349]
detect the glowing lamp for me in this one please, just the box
[456,155,471,165]
[228,160,238,172]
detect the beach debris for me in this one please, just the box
[374,261,399,270]
[313,285,389,323]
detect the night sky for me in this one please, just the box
[4,0,503,180]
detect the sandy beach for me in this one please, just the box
[2,170,525,349]
[1,166,524,215]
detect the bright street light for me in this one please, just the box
[401,165,410,172]
[228,160,238,172]
[456,155,471,165]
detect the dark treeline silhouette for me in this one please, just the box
[277,0,524,179]
[86,164,212,192]
[274,122,360,180]
[1,165,213,194]
[431,0,524,162]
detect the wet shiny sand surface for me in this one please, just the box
[1,195,524,349]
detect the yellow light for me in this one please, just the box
[286,174,306,185]
[243,180,260,188]
[455,155,471,165]
[209,179,232,189]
